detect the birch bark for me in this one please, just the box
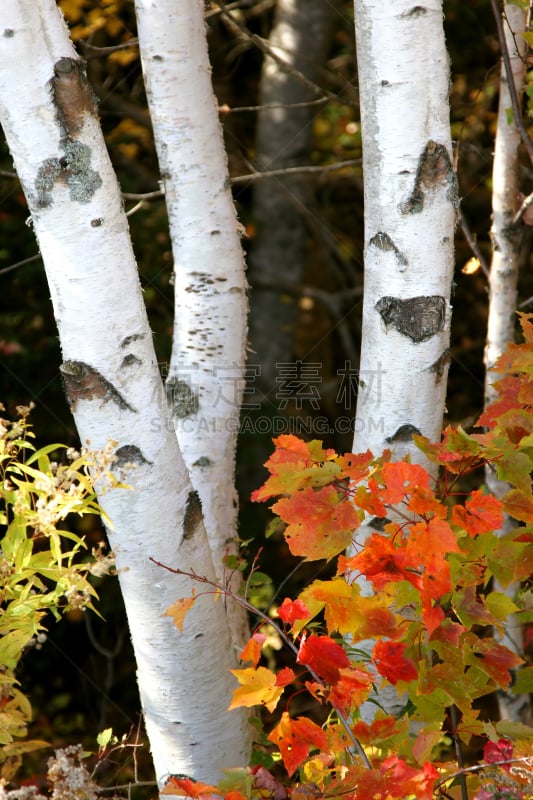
[134,0,249,615]
[0,0,250,784]
[485,1,530,725]
[351,0,456,717]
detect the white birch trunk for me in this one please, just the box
[351,0,456,718]
[0,0,250,784]
[485,2,530,725]
[133,0,248,613]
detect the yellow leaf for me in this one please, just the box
[461,257,481,275]
[228,667,283,713]
[163,593,195,633]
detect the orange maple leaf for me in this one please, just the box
[161,776,219,798]
[380,461,430,504]
[239,633,266,667]
[163,592,196,633]
[273,486,359,560]
[452,490,504,536]
[343,533,420,590]
[267,712,328,777]
[328,665,373,713]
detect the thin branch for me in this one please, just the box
[458,206,490,278]
[490,0,533,165]
[0,253,41,276]
[220,97,329,114]
[231,158,362,184]
[213,0,342,104]
[80,39,139,56]
[513,189,533,224]
[150,557,371,770]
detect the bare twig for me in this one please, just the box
[213,0,342,104]
[458,206,490,278]
[0,253,41,276]
[150,557,371,769]
[231,158,361,184]
[513,189,533,224]
[220,97,329,114]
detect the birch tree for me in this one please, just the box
[485,0,531,725]
[134,0,249,644]
[351,0,457,716]
[0,0,250,786]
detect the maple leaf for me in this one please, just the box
[502,487,533,522]
[343,533,420,591]
[228,666,285,713]
[251,436,339,502]
[380,461,430,504]
[277,597,311,627]
[239,633,266,667]
[414,425,482,473]
[161,776,219,798]
[275,666,296,687]
[163,592,195,633]
[299,577,399,640]
[297,634,349,684]
[267,712,328,777]
[272,486,359,560]
[328,665,374,713]
[452,490,504,536]
[483,738,513,772]
[467,638,523,688]
[372,640,418,685]
[336,450,374,482]
[407,485,447,519]
[477,375,521,429]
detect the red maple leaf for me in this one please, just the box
[372,640,418,685]
[328,665,374,713]
[267,712,328,776]
[297,633,349,684]
[343,533,420,590]
[483,738,513,772]
[452,490,504,536]
[277,597,311,626]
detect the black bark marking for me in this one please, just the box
[385,424,422,443]
[3,29,14,38]
[166,377,199,419]
[369,232,408,266]
[121,353,142,368]
[60,360,137,412]
[183,491,202,540]
[369,516,392,531]
[121,333,145,348]
[193,456,212,467]
[52,57,98,139]
[114,445,152,467]
[91,218,103,227]
[427,349,451,383]
[375,295,445,342]
[399,140,458,215]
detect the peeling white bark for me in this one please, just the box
[0,0,250,784]
[134,0,249,614]
[351,0,456,719]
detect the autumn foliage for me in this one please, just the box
[166,316,533,800]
